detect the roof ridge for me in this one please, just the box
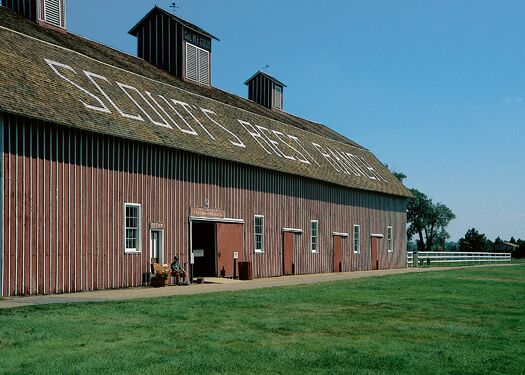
[128,5,220,41]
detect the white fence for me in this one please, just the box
[407,251,511,266]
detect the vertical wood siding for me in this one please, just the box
[2,113,407,296]
[1,0,37,22]
[136,13,184,79]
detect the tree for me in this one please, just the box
[509,236,517,244]
[407,188,456,252]
[458,228,491,252]
[384,165,407,183]
[514,242,525,258]
[494,236,503,244]
[385,168,455,252]
[392,171,407,183]
[434,228,450,251]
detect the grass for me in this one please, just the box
[1,265,524,374]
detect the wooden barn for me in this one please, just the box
[0,1,412,296]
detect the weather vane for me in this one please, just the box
[261,64,270,71]
[170,2,179,12]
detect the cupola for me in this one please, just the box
[245,71,286,110]
[129,6,219,86]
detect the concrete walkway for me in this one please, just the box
[0,264,517,309]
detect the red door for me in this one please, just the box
[216,223,243,277]
[282,232,294,275]
[333,236,342,272]
[371,237,379,270]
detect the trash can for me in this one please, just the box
[238,261,253,280]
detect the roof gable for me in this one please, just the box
[245,71,287,88]
[128,6,220,41]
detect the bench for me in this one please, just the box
[150,263,171,286]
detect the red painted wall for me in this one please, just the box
[1,114,407,296]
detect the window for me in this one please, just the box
[387,226,393,252]
[124,203,141,253]
[185,42,210,85]
[254,215,264,253]
[43,0,62,27]
[311,220,318,253]
[353,225,360,253]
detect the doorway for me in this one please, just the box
[191,221,216,277]
[282,232,294,275]
[150,229,164,264]
[282,229,302,275]
[191,220,244,278]
[216,222,243,277]
[333,235,343,272]
[371,236,382,270]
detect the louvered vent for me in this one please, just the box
[245,71,286,110]
[129,7,218,84]
[273,85,282,110]
[185,42,210,85]
[44,0,62,27]
[198,48,210,85]
[186,43,198,82]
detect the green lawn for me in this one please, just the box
[1,266,524,374]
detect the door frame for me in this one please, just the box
[370,233,384,271]
[332,232,349,272]
[149,228,164,264]
[189,216,245,277]
[281,228,303,276]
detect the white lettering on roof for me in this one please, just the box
[116,82,173,129]
[45,58,387,184]
[200,108,246,148]
[45,59,111,114]
[84,71,144,121]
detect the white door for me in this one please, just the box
[150,230,163,263]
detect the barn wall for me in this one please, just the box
[2,113,407,296]
[1,0,37,22]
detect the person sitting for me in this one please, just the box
[170,256,188,285]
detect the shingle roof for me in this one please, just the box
[245,71,287,88]
[0,8,359,148]
[128,6,220,41]
[0,7,412,198]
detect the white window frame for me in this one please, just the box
[124,203,141,254]
[387,226,393,253]
[254,215,265,253]
[185,42,210,85]
[310,220,319,253]
[353,225,361,254]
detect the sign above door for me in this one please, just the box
[190,207,225,218]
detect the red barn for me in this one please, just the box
[0,0,411,296]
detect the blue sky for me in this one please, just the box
[67,0,525,241]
